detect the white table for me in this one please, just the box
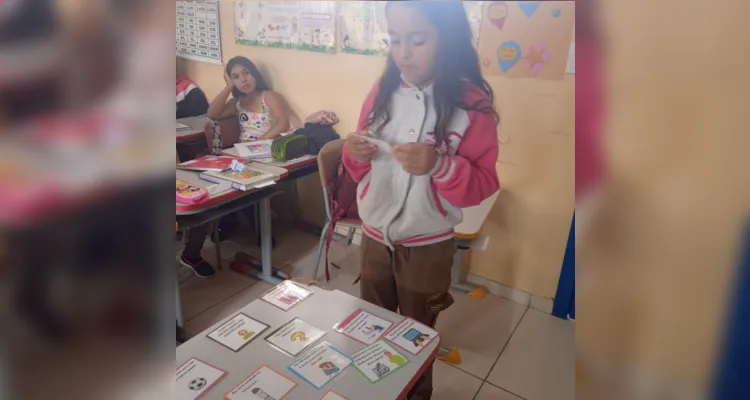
[451,191,500,292]
[177,285,439,400]
[176,116,209,142]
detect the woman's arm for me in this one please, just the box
[258,91,291,140]
[206,84,237,121]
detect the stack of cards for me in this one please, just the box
[261,280,314,311]
[266,318,326,356]
[288,341,353,389]
[351,341,409,383]
[333,308,399,345]
[224,365,296,400]
[207,313,269,352]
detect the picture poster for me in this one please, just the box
[176,0,223,64]
[207,313,268,352]
[224,365,297,400]
[477,1,575,79]
[260,280,313,311]
[338,1,388,56]
[351,340,409,383]
[287,341,353,389]
[333,308,397,345]
[265,317,326,356]
[383,318,438,356]
[234,1,337,53]
[176,358,227,400]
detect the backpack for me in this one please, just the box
[271,134,308,161]
[323,161,360,281]
[295,123,341,155]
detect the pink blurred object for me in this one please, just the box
[575,39,605,202]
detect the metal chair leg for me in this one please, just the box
[313,221,330,279]
[212,220,222,270]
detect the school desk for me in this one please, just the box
[176,115,209,142]
[452,190,500,294]
[176,167,287,328]
[176,284,440,400]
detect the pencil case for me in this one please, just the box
[271,134,308,162]
[176,179,209,204]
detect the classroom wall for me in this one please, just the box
[183,0,574,299]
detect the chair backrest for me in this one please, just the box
[317,139,345,188]
[203,116,241,151]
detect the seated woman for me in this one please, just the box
[207,56,290,243]
[207,56,290,153]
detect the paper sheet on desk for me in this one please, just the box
[176,123,191,131]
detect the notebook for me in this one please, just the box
[199,162,282,191]
[176,155,240,172]
[234,140,273,159]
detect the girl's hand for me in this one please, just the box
[345,133,377,162]
[223,69,233,87]
[393,143,438,175]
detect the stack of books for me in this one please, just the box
[177,155,283,191]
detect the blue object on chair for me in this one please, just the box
[552,214,575,319]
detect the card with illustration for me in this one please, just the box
[320,390,350,400]
[261,280,313,311]
[207,313,269,352]
[265,317,326,356]
[333,308,398,345]
[224,365,296,400]
[351,340,409,383]
[384,318,438,355]
[176,357,227,400]
[288,341,352,390]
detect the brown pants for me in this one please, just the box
[359,235,456,400]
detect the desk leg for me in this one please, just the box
[176,266,184,328]
[246,197,283,285]
[451,239,477,293]
[212,220,222,270]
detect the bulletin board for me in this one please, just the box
[176,0,223,64]
[234,1,337,53]
[477,1,575,80]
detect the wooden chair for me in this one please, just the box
[313,139,361,278]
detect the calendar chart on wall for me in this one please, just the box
[176,0,223,64]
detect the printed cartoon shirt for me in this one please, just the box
[237,91,274,141]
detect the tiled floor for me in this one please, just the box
[177,227,574,400]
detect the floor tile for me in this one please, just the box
[436,291,527,379]
[201,225,318,269]
[432,361,483,400]
[284,239,362,297]
[487,308,574,400]
[177,250,258,321]
[183,281,274,334]
[474,382,524,400]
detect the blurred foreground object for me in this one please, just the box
[1,0,174,398]
[576,0,750,399]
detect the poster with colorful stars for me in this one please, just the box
[477,1,575,80]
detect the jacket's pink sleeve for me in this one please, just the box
[341,83,379,183]
[431,91,500,207]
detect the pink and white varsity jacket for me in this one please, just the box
[342,78,500,247]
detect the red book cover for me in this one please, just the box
[176,155,242,172]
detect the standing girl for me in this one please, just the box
[342,3,499,398]
[207,56,290,153]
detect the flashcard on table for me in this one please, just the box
[176,357,227,400]
[261,280,313,311]
[288,341,352,389]
[333,308,398,345]
[224,365,296,400]
[207,313,269,352]
[265,317,326,356]
[321,390,350,400]
[384,318,438,355]
[351,340,409,383]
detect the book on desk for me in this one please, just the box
[199,162,286,191]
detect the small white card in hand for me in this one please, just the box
[207,313,268,351]
[288,341,352,389]
[265,317,326,356]
[351,340,409,383]
[333,308,398,345]
[176,358,227,400]
[361,136,393,160]
[261,280,313,311]
[384,318,438,355]
[321,390,349,400]
[224,365,296,400]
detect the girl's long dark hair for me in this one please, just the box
[366,1,498,148]
[225,56,270,98]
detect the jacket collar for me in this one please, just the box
[400,75,434,96]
